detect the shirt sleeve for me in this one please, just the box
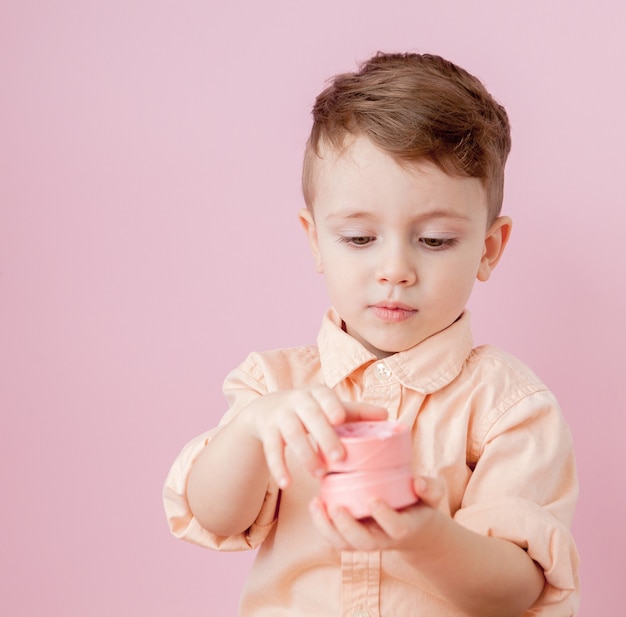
[162,354,281,551]
[454,389,580,616]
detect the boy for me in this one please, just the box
[164,52,579,616]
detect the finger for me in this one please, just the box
[309,498,351,550]
[327,505,387,551]
[299,387,347,463]
[303,395,388,467]
[310,385,348,425]
[368,499,416,540]
[262,427,291,488]
[279,411,327,477]
[413,475,445,509]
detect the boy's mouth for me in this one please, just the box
[369,302,417,322]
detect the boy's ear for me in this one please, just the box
[477,216,512,282]
[298,208,324,273]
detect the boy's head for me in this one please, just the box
[299,52,513,358]
[302,52,511,224]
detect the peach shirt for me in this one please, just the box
[164,310,579,616]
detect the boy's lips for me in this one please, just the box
[369,302,417,322]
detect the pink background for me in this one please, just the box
[1,1,624,614]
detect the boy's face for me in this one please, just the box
[300,135,511,359]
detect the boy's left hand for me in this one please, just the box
[309,476,446,553]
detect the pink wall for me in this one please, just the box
[1,1,623,614]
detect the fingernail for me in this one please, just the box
[329,448,343,462]
[310,498,325,517]
[329,506,345,519]
[415,477,428,494]
[369,499,383,511]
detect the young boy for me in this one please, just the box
[164,52,579,616]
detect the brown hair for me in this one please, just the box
[302,52,511,222]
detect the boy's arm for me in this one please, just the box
[421,513,545,617]
[186,408,272,537]
[311,385,579,617]
[403,500,545,617]
[396,484,545,617]
[311,477,544,617]
[187,387,388,537]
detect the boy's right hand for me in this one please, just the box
[241,386,387,489]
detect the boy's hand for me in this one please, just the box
[310,475,545,617]
[242,386,387,488]
[309,476,446,553]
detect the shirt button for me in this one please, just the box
[351,611,369,617]
[374,362,392,382]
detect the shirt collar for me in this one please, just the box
[317,308,474,394]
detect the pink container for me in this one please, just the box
[320,466,417,519]
[320,420,417,519]
[326,421,412,473]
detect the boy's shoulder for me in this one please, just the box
[467,344,547,389]
[230,343,323,390]
[464,344,557,421]
[244,342,321,366]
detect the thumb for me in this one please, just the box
[413,475,446,510]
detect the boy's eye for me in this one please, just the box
[419,237,457,249]
[339,235,375,246]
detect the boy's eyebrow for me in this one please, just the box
[325,208,473,222]
[325,210,376,221]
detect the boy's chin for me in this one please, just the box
[361,339,415,359]
[344,324,421,358]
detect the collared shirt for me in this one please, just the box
[164,310,579,616]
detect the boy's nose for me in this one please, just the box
[376,247,417,286]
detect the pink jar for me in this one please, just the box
[319,421,418,519]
